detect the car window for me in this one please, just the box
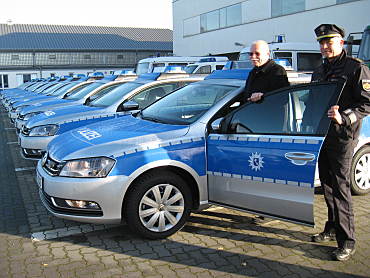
[273,52,293,67]
[50,82,80,96]
[297,53,322,71]
[226,83,340,136]
[141,83,238,125]
[63,83,92,98]
[184,65,198,74]
[89,82,143,107]
[64,82,103,100]
[126,83,180,110]
[195,65,211,74]
[87,83,122,103]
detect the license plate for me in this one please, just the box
[36,170,43,190]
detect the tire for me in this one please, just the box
[124,170,192,239]
[350,146,370,195]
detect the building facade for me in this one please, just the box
[173,0,370,58]
[0,24,173,88]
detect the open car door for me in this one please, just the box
[207,81,344,226]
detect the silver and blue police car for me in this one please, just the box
[19,72,204,159]
[36,69,369,239]
[15,73,137,131]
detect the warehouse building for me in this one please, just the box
[172,0,369,59]
[0,23,173,88]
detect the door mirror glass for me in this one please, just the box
[210,118,223,132]
[118,100,139,112]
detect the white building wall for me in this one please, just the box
[173,0,370,56]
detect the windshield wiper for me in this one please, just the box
[141,115,166,124]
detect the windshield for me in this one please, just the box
[136,62,150,75]
[358,30,370,62]
[65,82,103,100]
[89,82,143,107]
[141,83,238,125]
[86,83,123,103]
[184,65,198,73]
[34,83,54,93]
[44,83,69,95]
[50,82,80,96]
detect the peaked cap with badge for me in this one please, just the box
[314,24,345,41]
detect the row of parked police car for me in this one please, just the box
[1,64,369,239]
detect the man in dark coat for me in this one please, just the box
[243,40,290,224]
[310,24,370,261]
[244,40,289,103]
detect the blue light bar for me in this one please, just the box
[88,72,104,78]
[205,69,251,80]
[199,57,216,62]
[137,73,161,80]
[163,66,185,73]
[114,69,135,75]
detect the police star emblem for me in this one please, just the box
[362,80,370,92]
[248,152,264,171]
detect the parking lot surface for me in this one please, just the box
[0,105,369,278]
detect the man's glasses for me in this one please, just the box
[248,52,261,57]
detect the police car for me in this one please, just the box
[36,69,369,239]
[19,72,204,159]
[14,73,137,130]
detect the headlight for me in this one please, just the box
[29,125,59,136]
[59,157,115,178]
[23,112,41,121]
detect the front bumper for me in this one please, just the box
[36,161,130,224]
[19,133,56,159]
[15,119,26,130]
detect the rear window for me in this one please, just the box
[297,53,322,71]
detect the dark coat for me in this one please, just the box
[243,59,290,102]
[311,51,370,153]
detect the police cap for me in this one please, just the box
[314,24,345,41]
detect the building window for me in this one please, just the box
[11,55,19,60]
[84,55,91,59]
[271,0,305,17]
[117,55,124,59]
[0,74,9,88]
[200,3,241,33]
[23,74,31,83]
[48,54,56,59]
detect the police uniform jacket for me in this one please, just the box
[311,50,370,153]
[243,59,289,101]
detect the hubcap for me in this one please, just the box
[354,153,370,190]
[139,184,184,232]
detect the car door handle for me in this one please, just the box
[285,152,316,166]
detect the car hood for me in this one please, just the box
[48,114,190,161]
[21,99,77,114]
[26,105,103,127]
[13,95,53,108]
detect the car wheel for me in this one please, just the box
[125,170,192,239]
[350,146,370,195]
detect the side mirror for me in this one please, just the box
[119,101,140,112]
[84,97,91,105]
[210,118,223,132]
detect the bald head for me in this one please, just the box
[249,40,270,67]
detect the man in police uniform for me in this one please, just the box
[311,24,370,261]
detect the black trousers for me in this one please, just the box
[318,147,355,249]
